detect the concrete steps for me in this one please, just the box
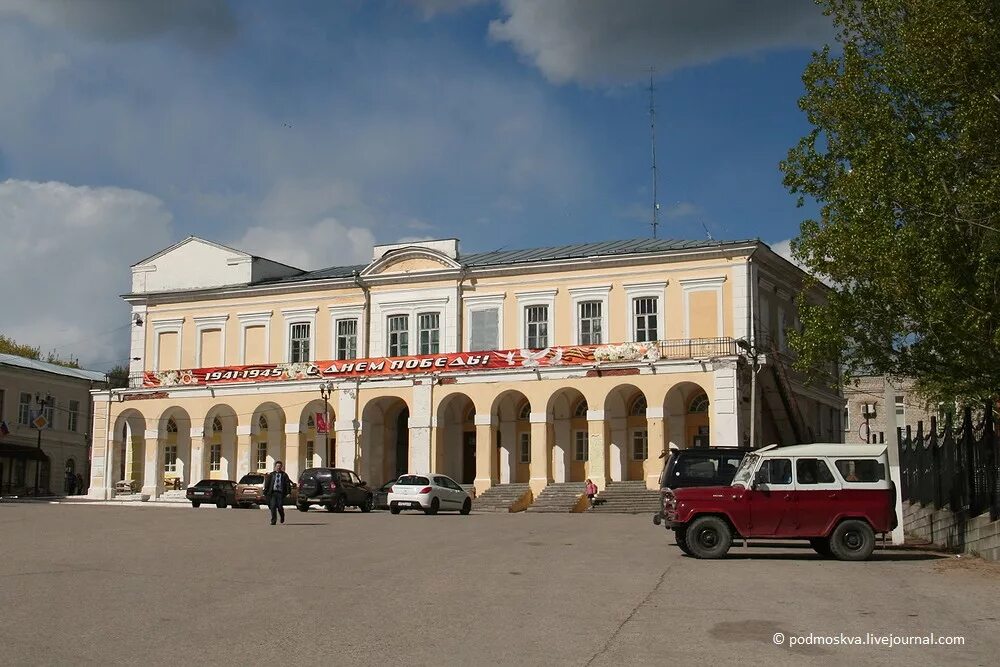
[461,484,477,499]
[526,482,587,513]
[590,481,661,514]
[474,483,531,513]
[159,490,188,503]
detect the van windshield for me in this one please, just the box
[731,454,759,487]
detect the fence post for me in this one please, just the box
[963,406,975,515]
[985,401,998,521]
[887,424,905,545]
[929,416,941,509]
[898,426,907,500]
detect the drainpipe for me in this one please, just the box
[352,271,371,358]
[746,250,758,449]
[456,264,469,352]
[102,375,113,499]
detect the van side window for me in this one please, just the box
[761,459,792,485]
[676,456,717,480]
[795,458,835,485]
[835,459,885,483]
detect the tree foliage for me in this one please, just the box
[0,333,81,369]
[107,364,130,389]
[781,0,1000,402]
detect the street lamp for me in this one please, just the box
[736,339,761,449]
[319,381,334,465]
[33,392,52,496]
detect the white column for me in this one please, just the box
[712,361,739,447]
[142,430,161,499]
[236,425,252,478]
[586,410,607,491]
[552,419,571,483]
[284,424,302,480]
[498,420,516,484]
[408,382,433,475]
[608,417,627,482]
[190,426,205,485]
[473,414,496,496]
[528,412,549,496]
[334,419,358,471]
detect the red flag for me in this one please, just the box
[315,412,329,434]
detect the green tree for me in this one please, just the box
[1,334,82,369]
[781,0,1000,402]
[107,364,130,389]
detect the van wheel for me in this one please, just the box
[424,497,440,515]
[830,520,875,561]
[296,503,309,512]
[809,537,833,558]
[674,528,694,556]
[686,516,732,559]
[460,498,472,515]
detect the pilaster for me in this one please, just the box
[528,413,549,496]
[586,410,608,491]
[473,416,496,496]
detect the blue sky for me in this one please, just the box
[0,0,832,367]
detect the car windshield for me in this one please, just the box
[239,474,265,484]
[731,454,759,487]
[302,468,332,480]
[395,475,429,486]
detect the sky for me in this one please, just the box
[0,0,832,370]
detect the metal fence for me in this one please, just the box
[657,337,738,360]
[898,403,1000,521]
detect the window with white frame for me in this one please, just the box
[418,312,440,354]
[578,301,603,345]
[256,443,268,471]
[289,322,311,362]
[634,297,659,342]
[306,440,315,466]
[336,319,358,360]
[574,430,588,461]
[518,403,531,421]
[166,418,178,433]
[574,400,588,419]
[895,395,905,418]
[18,392,31,425]
[68,400,80,432]
[213,417,223,433]
[387,315,409,356]
[630,395,647,417]
[519,432,530,463]
[632,429,648,461]
[164,445,177,472]
[525,305,548,348]
[43,399,55,429]
[469,308,499,351]
[689,394,710,413]
[210,444,221,471]
[258,414,268,431]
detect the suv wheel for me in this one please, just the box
[674,528,694,556]
[460,498,472,515]
[297,502,309,512]
[686,516,732,559]
[829,520,875,561]
[329,495,346,513]
[424,497,440,515]
[809,537,833,558]
[360,495,373,513]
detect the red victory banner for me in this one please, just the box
[141,342,662,388]
[315,412,329,434]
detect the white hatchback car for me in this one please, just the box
[387,474,472,515]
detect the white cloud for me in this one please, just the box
[233,217,375,271]
[488,0,833,85]
[0,179,173,367]
[407,0,490,19]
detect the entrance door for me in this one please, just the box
[394,409,410,478]
[462,431,476,484]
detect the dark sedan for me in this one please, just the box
[372,478,398,510]
[186,479,238,508]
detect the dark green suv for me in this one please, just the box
[297,467,374,513]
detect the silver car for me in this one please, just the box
[387,474,472,515]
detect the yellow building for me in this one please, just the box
[87,237,842,501]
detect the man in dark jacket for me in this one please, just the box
[264,461,293,525]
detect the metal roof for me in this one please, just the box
[256,238,755,286]
[0,353,108,383]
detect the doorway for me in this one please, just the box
[394,409,410,478]
[462,431,476,484]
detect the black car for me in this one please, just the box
[186,479,238,508]
[297,467,374,513]
[652,447,749,525]
[372,478,397,510]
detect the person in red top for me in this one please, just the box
[585,479,598,508]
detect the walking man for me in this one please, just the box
[264,461,293,525]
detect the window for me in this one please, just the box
[43,400,55,429]
[469,308,499,351]
[759,458,792,485]
[629,395,647,417]
[307,414,315,429]
[18,392,31,425]
[210,444,221,471]
[689,394,709,413]
[895,395,905,418]
[633,297,658,342]
[306,440,315,466]
[164,445,178,473]
[578,301,603,345]
[387,315,409,356]
[418,312,440,355]
[795,458,835,485]
[336,319,358,360]
[777,308,788,351]
[519,433,530,463]
[258,414,268,431]
[68,400,80,432]
[256,443,268,471]
[574,400,588,419]
[574,431,588,461]
[525,305,548,349]
[632,429,648,461]
[835,459,886,483]
[166,418,178,433]
[212,417,223,433]
[289,322,311,362]
[843,406,850,431]
[518,403,531,421]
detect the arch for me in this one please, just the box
[360,396,410,486]
[547,387,589,483]
[157,406,192,490]
[203,404,238,481]
[298,399,333,473]
[664,382,711,449]
[251,402,286,474]
[435,392,477,484]
[112,409,147,492]
[491,390,531,484]
[604,384,648,482]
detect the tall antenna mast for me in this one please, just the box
[648,67,660,239]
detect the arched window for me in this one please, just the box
[518,402,531,421]
[689,393,710,414]
[574,399,589,419]
[258,414,269,431]
[307,414,315,429]
[466,407,476,423]
[212,417,223,433]
[166,418,178,433]
[629,395,647,417]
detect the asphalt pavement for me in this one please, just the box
[1,503,997,666]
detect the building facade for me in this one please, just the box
[88,237,843,500]
[843,375,936,445]
[1,354,106,495]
